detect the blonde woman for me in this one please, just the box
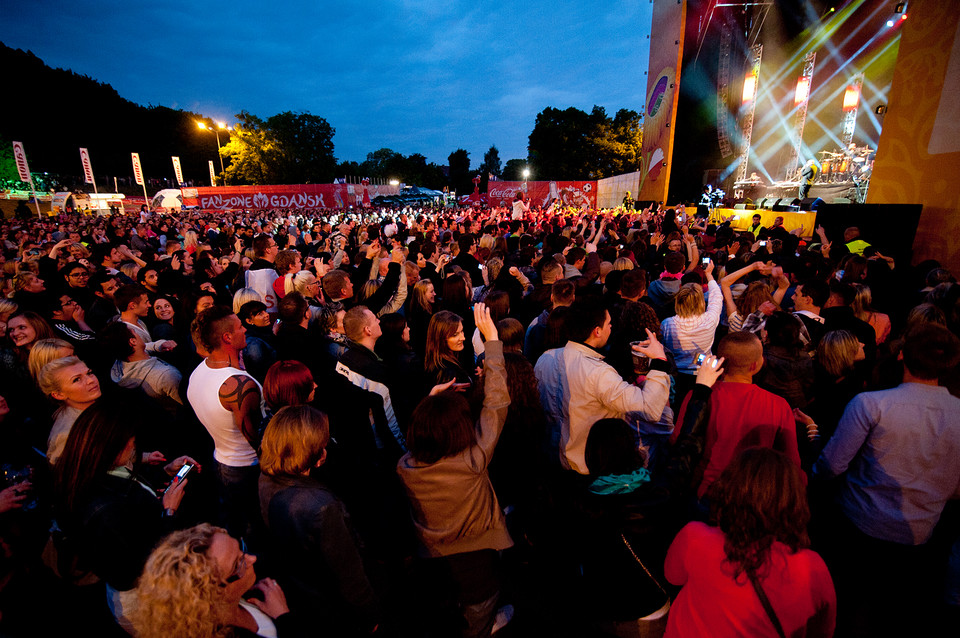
[0,298,18,338]
[131,524,296,638]
[795,330,867,446]
[850,283,891,344]
[661,260,722,401]
[27,338,74,381]
[257,406,379,633]
[613,257,635,271]
[232,288,263,315]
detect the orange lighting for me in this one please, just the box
[795,77,810,105]
[742,73,757,103]
[842,85,861,110]
[900,14,907,20]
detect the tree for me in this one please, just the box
[267,111,336,183]
[219,111,277,185]
[480,146,502,177]
[527,105,642,179]
[219,110,336,185]
[447,149,471,196]
[502,159,528,181]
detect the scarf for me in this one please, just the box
[588,467,653,495]
[660,270,683,280]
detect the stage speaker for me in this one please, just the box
[772,198,797,212]
[757,197,770,209]
[832,197,852,204]
[799,197,824,211]
[733,203,757,210]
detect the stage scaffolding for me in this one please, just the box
[735,43,763,185]
[785,51,817,182]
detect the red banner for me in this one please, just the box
[12,141,31,182]
[79,148,95,184]
[131,153,144,186]
[484,181,598,208]
[181,183,400,210]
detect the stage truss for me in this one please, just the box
[786,51,817,182]
[735,43,763,185]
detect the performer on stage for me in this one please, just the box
[622,191,634,211]
[800,159,819,198]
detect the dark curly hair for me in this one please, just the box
[709,447,810,579]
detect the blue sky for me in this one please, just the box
[2,0,652,167]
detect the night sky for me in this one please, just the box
[2,1,653,167]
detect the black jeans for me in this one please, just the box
[213,460,262,545]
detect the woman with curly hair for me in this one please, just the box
[131,523,299,638]
[664,447,835,637]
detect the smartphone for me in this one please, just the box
[695,353,707,366]
[702,257,710,265]
[165,464,194,493]
[478,264,484,270]
[759,240,767,247]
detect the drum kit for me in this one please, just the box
[817,145,874,183]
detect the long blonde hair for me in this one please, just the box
[130,524,231,638]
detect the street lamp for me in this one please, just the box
[522,168,530,181]
[198,122,231,184]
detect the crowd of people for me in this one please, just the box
[0,200,958,637]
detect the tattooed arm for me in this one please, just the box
[219,374,263,446]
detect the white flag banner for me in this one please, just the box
[131,153,145,185]
[208,160,217,186]
[79,148,95,184]
[172,156,183,185]
[12,141,32,182]
[244,269,279,313]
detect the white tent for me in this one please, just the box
[151,189,183,210]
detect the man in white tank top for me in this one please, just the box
[187,306,266,542]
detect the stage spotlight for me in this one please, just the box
[843,85,861,110]
[795,77,810,105]
[886,19,895,27]
[742,73,757,103]
[901,14,907,20]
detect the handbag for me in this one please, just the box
[747,569,787,638]
[609,533,670,638]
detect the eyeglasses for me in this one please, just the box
[221,537,248,586]
[68,272,90,278]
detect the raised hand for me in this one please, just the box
[474,302,498,342]
[695,354,725,387]
[631,328,665,361]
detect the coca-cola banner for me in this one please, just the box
[182,183,400,210]
[484,181,598,208]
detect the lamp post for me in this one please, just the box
[198,122,230,184]
[522,167,530,193]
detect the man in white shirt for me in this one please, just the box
[535,301,671,474]
[187,306,266,541]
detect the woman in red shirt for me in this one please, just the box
[664,447,836,637]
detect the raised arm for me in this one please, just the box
[720,261,763,318]
[473,304,510,463]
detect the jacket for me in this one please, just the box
[258,473,379,633]
[535,341,671,474]
[396,341,513,557]
[336,342,406,453]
